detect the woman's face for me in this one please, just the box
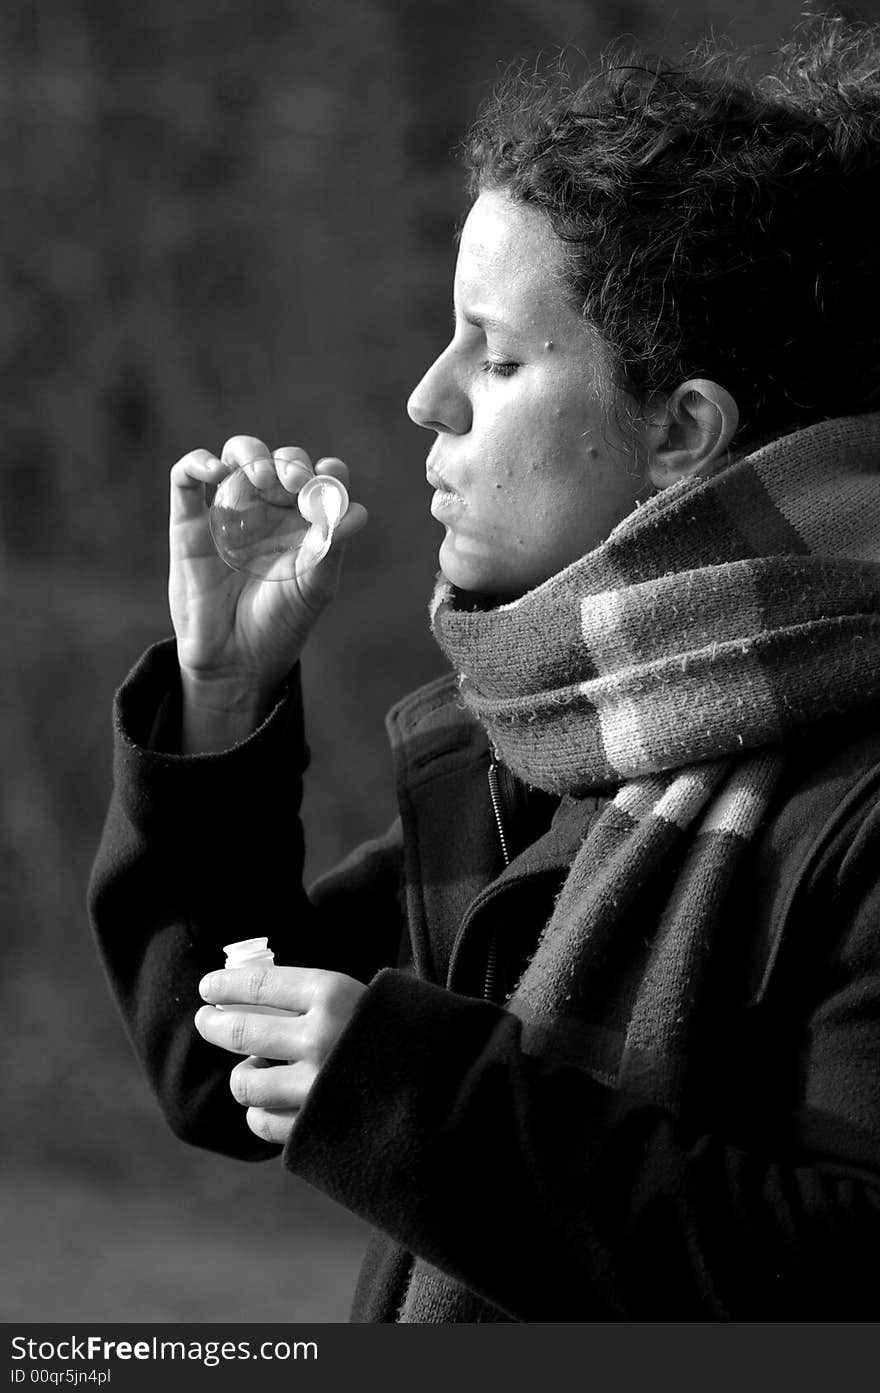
[407,189,652,600]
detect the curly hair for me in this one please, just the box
[463,16,880,444]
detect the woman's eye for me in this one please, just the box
[481,360,519,378]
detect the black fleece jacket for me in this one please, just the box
[89,639,880,1320]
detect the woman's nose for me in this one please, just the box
[407,347,471,435]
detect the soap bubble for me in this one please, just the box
[208,462,349,581]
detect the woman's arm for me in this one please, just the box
[276,796,880,1320]
[88,638,405,1159]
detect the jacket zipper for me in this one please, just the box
[484,758,510,1001]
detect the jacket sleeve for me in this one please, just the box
[281,792,880,1320]
[87,639,406,1161]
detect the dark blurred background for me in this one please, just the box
[2,0,873,1322]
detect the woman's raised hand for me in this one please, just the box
[169,435,367,751]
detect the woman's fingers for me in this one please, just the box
[199,962,357,1014]
[272,446,315,495]
[218,434,285,501]
[332,500,368,542]
[202,966,368,1144]
[314,455,350,486]
[171,442,362,521]
[196,966,366,1071]
[231,1059,314,1142]
[169,439,366,577]
[310,456,368,540]
[229,1056,315,1110]
[220,435,274,472]
[246,1107,298,1145]
[271,450,351,507]
[194,1003,305,1060]
[286,455,367,544]
[169,449,229,525]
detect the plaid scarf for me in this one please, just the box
[397,413,880,1323]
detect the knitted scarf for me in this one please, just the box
[397,412,880,1323]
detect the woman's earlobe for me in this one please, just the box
[647,379,739,488]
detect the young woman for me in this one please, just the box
[90,20,880,1319]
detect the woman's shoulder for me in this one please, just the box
[384,671,488,776]
[386,671,466,729]
[770,715,880,867]
[741,715,880,1005]
[383,672,491,794]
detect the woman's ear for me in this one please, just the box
[645,379,740,488]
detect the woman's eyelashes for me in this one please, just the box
[481,359,520,377]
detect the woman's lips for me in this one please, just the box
[427,468,464,516]
[430,487,464,516]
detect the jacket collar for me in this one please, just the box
[386,673,605,878]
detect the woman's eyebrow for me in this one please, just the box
[452,304,521,336]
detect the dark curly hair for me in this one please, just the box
[463,16,880,445]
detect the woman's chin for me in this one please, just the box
[438,535,542,603]
[438,537,495,595]
[438,549,519,603]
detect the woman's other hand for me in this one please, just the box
[194,965,367,1145]
[169,436,367,750]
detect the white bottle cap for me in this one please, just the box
[222,937,275,969]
